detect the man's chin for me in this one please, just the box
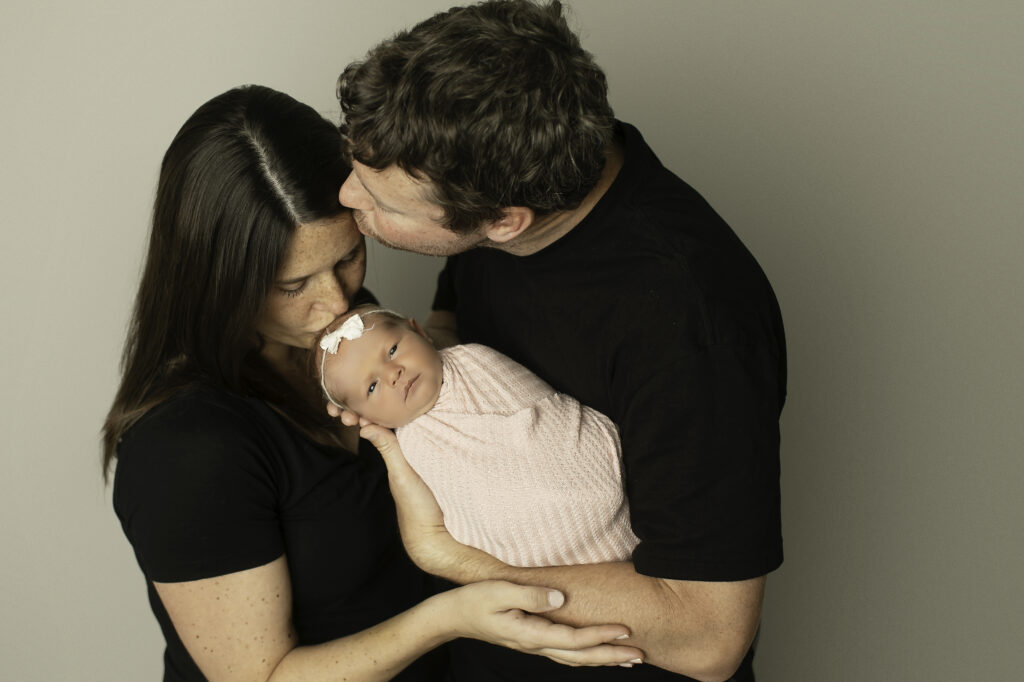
[352,218,409,252]
[365,232,408,252]
[352,211,374,238]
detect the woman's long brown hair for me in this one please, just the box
[102,85,352,480]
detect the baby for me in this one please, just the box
[314,305,639,568]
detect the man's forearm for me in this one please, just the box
[443,552,763,681]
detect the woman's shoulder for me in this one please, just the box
[115,386,286,487]
[124,385,270,446]
[112,386,289,582]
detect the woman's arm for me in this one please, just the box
[155,556,644,682]
[361,424,760,682]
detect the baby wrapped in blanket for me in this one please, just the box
[314,306,638,567]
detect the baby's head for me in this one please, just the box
[313,305,443,429]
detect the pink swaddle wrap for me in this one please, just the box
[396,344,638,567]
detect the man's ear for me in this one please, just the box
[484,206,534,244]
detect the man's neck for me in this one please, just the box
[492,140,624,257]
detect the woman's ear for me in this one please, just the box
[484,206,534,243]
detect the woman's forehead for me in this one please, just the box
[279,214,361,276]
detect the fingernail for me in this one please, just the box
[547,590,564,608]
[615,634,630,640]
[618,663,633,668]
[630,658,643,665]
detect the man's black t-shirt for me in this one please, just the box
[433,122,785,681]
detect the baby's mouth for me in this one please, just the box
[404,375,419,401]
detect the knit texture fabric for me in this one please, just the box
[395,344,638,567]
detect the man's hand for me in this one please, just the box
[441,580,645,668]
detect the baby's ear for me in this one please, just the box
[409,318,431,340]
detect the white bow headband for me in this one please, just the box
[319,313,365,354]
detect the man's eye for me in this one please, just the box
[368,380,377,395]
[389,344,398,357]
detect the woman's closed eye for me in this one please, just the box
[279,280,307,297]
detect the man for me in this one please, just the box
[336,2,785,680]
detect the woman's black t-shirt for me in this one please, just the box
[113,386,444,681]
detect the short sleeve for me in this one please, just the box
[113,391,284,583]
[616,333,784,581]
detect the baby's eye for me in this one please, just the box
[389,344,398,357]
[368,380,378,395]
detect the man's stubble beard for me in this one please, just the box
[351,209,488,257]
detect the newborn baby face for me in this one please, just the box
[323,314,443,428]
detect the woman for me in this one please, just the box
[102,85,642,681]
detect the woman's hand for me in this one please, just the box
[362,425,647,669]
[360,423,472,577]
[326,401,362,427]
[436,580,645,668]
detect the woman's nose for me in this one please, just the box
[339,171,372,210]
[314,275,349,316]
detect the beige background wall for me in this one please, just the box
[2,1,1021,679]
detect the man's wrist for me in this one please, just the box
[434,540,507,584]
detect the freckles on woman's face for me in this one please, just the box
[256,212,367,352]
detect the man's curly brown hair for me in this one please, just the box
[337,0,616,234]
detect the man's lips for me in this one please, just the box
[404,374,419,401]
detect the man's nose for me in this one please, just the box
[339,171,371,210]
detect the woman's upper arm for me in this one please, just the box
[154,555,295,682]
